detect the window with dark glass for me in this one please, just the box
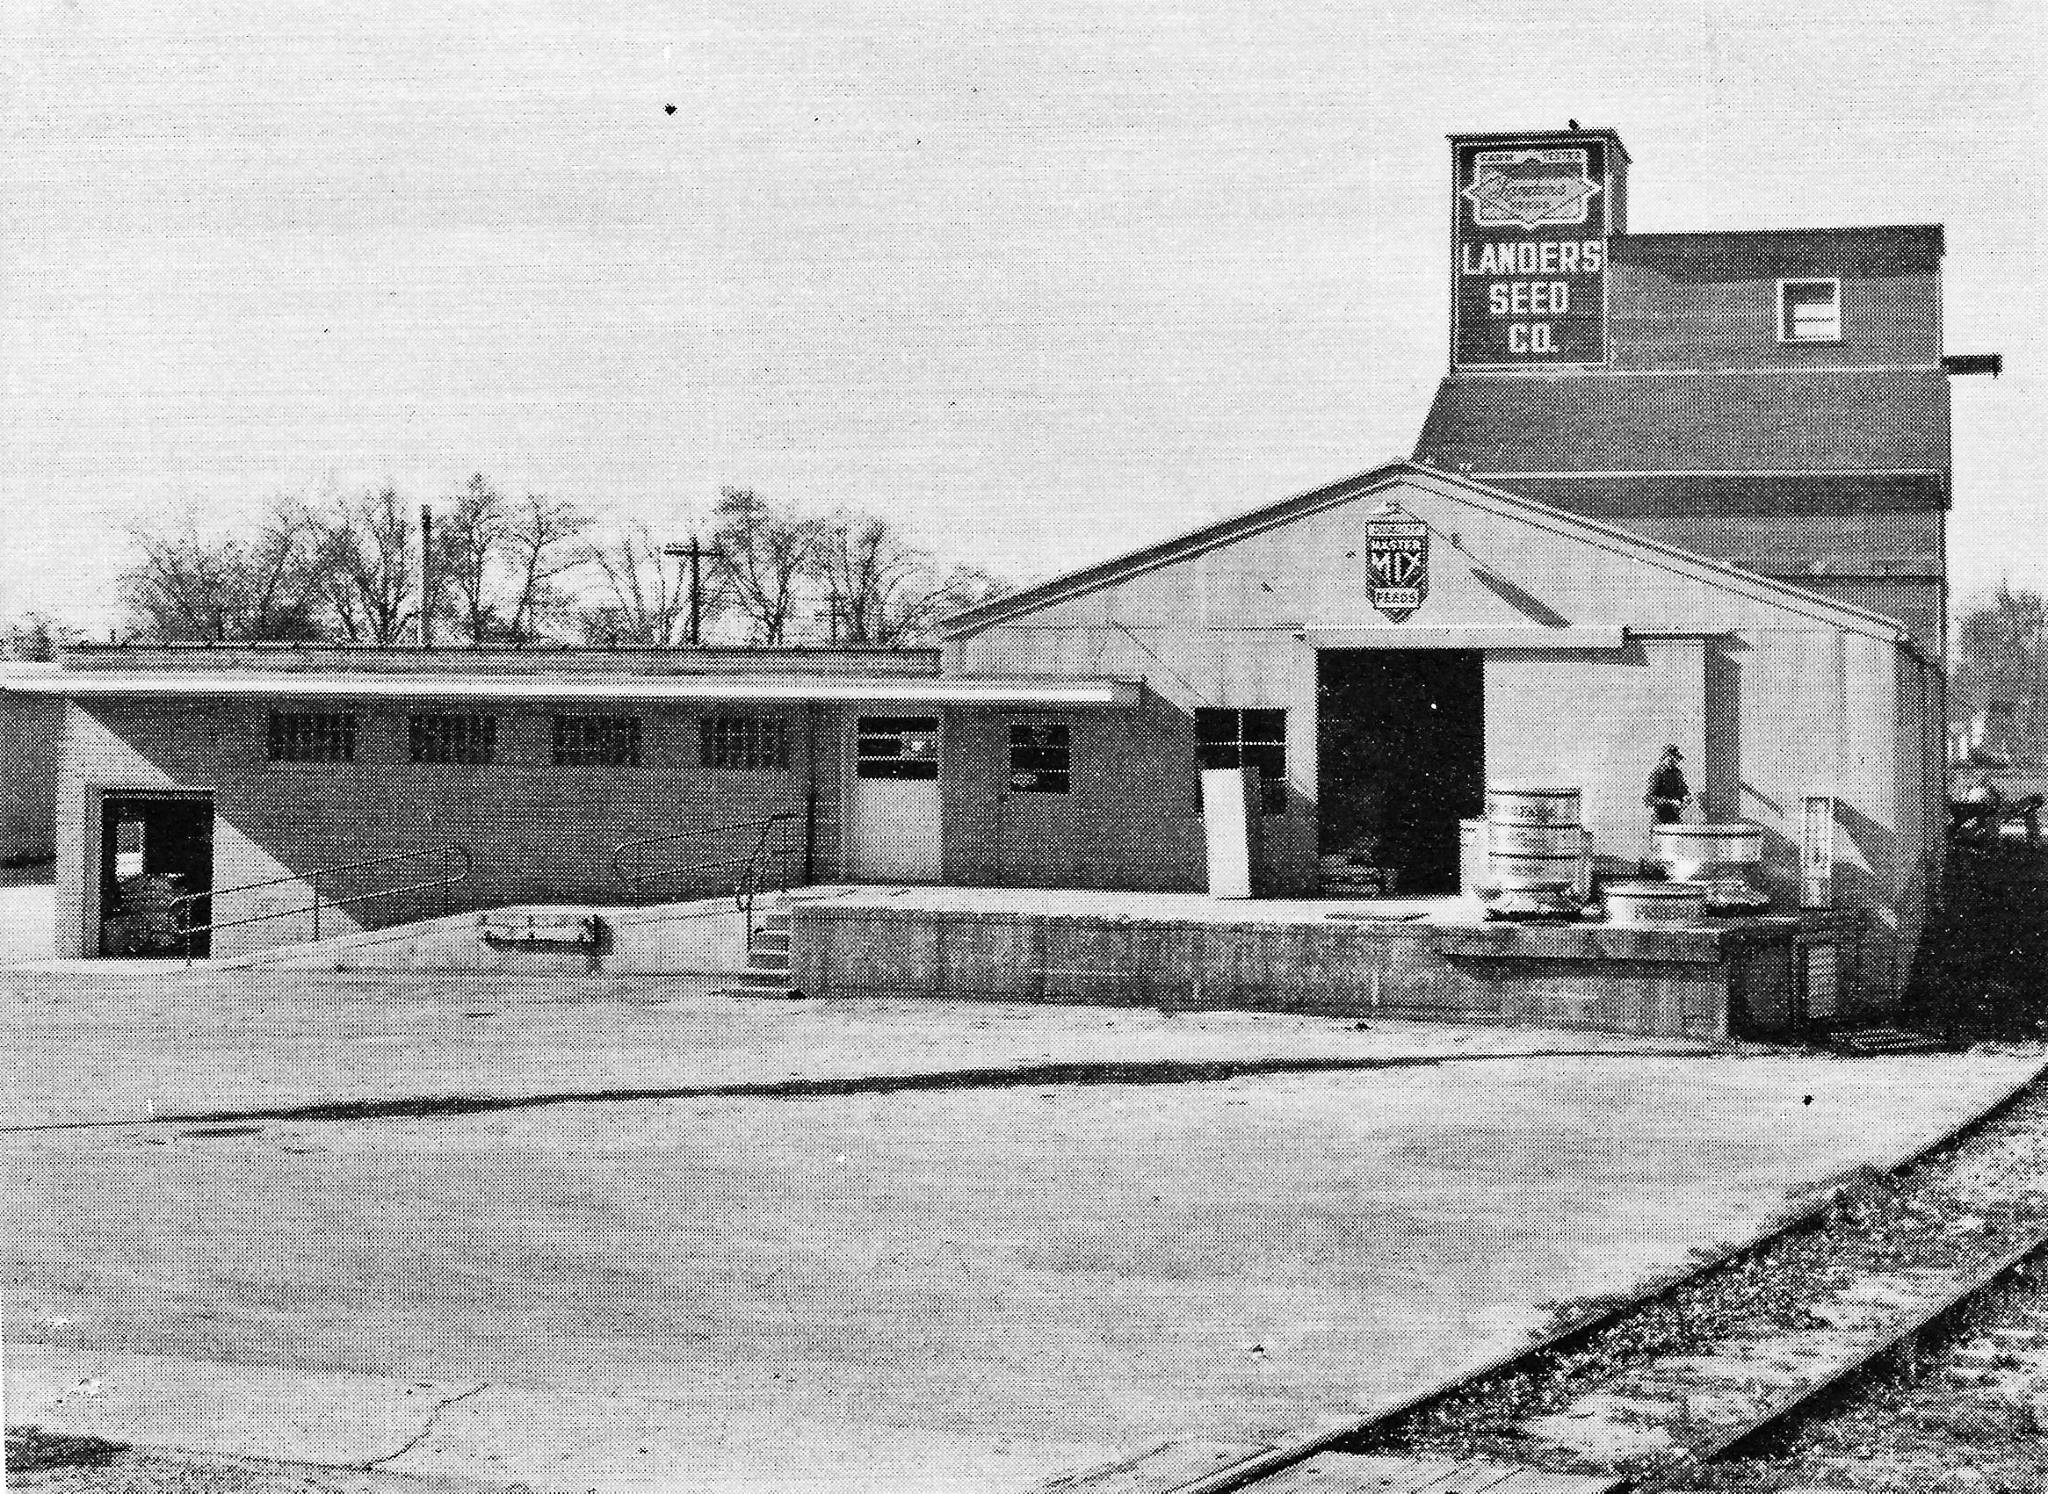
[856,717,939,780]
[702,715,789,771]
[552,714,642,767]
[268,711,358,763]
[1008,722,1071,793]
[1195,708,1287,814]
[409,713,497,765]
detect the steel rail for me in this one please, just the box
[168,845,474,964]
[1683,1232,2048,1473]
[611,811,798,925]
[1146,1059,2048,1494]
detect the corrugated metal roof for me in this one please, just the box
[0,670,1141,708]
[1414,367,1949,477]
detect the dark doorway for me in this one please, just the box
[1317,651,1484,895]
[99,793,213,957]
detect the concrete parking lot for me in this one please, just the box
[4,942,2041,1492]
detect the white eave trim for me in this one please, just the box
[1,671,1143,708]
[1299,625,1630,651]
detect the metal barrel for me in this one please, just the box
[1487,848,1583,890]
[1484,783,1582,825]
[1603,879,1709,925]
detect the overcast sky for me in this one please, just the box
[4,1,2042,635]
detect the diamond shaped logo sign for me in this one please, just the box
[1366,504,1428,623]
[1462,147,1601,231]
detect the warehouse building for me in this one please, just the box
[4,127,1963,1024]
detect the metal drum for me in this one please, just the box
[1484,783,1582,825]
[1486,821,1584,857]
[1488,849,1583,890]
[1603,880,1709,925]
[1651,822,1764,881]
[1651,822,1768,913]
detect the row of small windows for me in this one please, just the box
[268,711,782,771]
[266,706,1292,811]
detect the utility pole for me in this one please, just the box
[661,538,714,647]
[824,586,844,645]
[419,503,434,648]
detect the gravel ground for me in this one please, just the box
[1345,1073,2048,1483]
[1677,1269,2048,1492]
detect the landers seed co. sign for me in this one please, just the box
[1452,133,1622,370]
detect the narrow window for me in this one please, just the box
[1008,722,1071,793]
[409,713,497,765]
[552,714,642,767]
[1194,708,1287,814]
[1778,278,1841,343]
[856,717,940,780]
[701,716,790,771]
[268,711,358,763]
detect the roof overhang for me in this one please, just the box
[1,671,1143,709]
[1300,625,1629,651]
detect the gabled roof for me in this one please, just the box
[938,459,1913,646]
[1414,367,1949,478]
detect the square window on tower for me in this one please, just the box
[1778,278,1842,343]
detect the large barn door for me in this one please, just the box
[1317,651,1484,896]
[851,716,942,882]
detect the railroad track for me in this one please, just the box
[1685,1260,2048,1491]
[1044,1062,2048,1494]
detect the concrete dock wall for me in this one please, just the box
[789,902,1863,1042]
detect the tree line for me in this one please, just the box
[1953,582,2048,768]
[84,479,1005,652]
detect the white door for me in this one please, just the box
[851,716,943,882]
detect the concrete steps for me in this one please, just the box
[712,907,797,1000]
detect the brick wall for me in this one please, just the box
[1607,255,1941,372]
[58,696,838,957]
[940,702,1211,893]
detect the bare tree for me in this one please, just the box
[711,487,816,646]
[435,473,508,645]
[118,498,325,643]
[576,525,688,647]
[1955,584,2048,766]
[814,512,1008,645]
[314,485,416,646]
[503,491,590,644]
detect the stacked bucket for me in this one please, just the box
[1465,784,1591,919]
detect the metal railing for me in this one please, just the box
[612,812,799,926]
[171,844,474,964]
